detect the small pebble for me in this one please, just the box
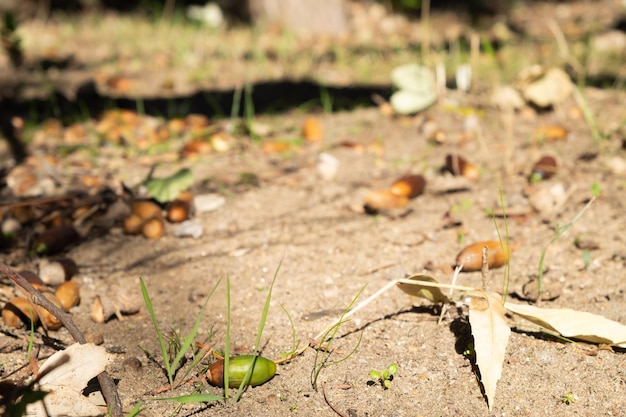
[193,193,225,213]
[173,220,204,239]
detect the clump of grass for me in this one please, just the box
[310,284,367,390]
[140,276,222,390]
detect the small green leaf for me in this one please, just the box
[145,168,194,203]
[370,370,381,379]
[383,379,391,389]
[388,364,398,375]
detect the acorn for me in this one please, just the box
[2,297,38,328]
[131,200,162,220]
[55,280,80,312]
[456,240,510,272]
[445,154,479,180]
[166,192,193,223]
[31,225,80,256]
[35,292,64,330]
[39,257,78,285]
[18,270,44,288]
[141,217,165,239]
[302,116,323,142]
[389,174,426,199]
[363,189,409,213]
[529,155,557,183]
[207,355,276,388]
[123,213,144,235]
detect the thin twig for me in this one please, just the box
[0,262,123,417]
[481,245,489,292]
[322,383,348,417]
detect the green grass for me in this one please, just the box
[140,276,222,389]
[310,284,367,390]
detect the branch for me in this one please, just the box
[0,262,123,417]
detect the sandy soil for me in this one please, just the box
[1,2,626,417]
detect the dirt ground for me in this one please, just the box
[1,1,626,417]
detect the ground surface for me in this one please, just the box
[1,2,626,417]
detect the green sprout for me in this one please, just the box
[561,391,576,405]
[369,363,398,389]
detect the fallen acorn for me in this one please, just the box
[445,154,479,180]
[363,189,410,213]
[142,217,165,239]
[131,200,163,220]
[166,192,193,223]
[529,155,557,183]
[207,355,276,388]
[55,280,80,312]
[39,257,78,285]
[302,116,323,142]
[456,240,510,272]
[2,297,38,328]
[390,174,426,199]
[123,213,144,235]
[31,225,80,256]
[35,292,64,330]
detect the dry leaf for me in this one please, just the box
[467,290,510,411]
[28,343,115,417]
[396,274,449,303]
[504,302,626,348]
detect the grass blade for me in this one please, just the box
[233,260,282,402]
[140,277,173,387]
[224,276,231,399]
[172,277,223,383]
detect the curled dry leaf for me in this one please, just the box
[467,290,510,411]
[396,274,450,303]
[91,280,142,323]
[504,302,626,348]
[28,343,115,417]
[456,241,509,272]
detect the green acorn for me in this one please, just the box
[207,355,276,388]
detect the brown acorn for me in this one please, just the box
[31,225,80,256]
[55,280,80,312]
[302,117,323,142]
[166,193,193,223]
[39,257,78,285]
[35,292,64,330]
[2,297,38,328]
[142,217,165,239]
[363,189,409,213]
[131,200,162,220]
[123,213,144,235]
[456,240,510,272]
[529,155,557,183]
[390,175,426,199]
[445,154,479,180]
